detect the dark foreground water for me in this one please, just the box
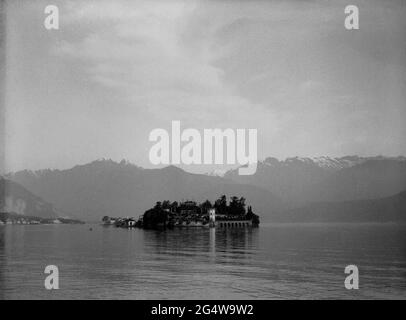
[0,223,405,299]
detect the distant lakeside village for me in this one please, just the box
[0,212,84,226]
[102,195,260,229]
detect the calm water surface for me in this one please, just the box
[0,223,405,299]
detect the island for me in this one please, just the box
[102,195,260,229]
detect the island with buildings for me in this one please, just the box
[102,195,260,229]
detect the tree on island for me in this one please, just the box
[246,206,259,225]
[171,201,178,213]
[213,195,246,216]
[229,196,246,216]
[200,200,212,214]
[143,204,168,229]
[162,200,171,210]
[214,195,227,215]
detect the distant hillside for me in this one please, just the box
[7,159,284,222]
[225,156,332,202]
[274,191,406,223]
[0,178,60,218]
[301,160,406,202]
[224,156,406,203]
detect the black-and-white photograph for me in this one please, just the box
[0,0,405,305]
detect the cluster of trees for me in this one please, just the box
[148,195,249,216]
[213,195,246,216]
[211,196,258,224]
[143,204,169,229]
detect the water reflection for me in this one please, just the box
[209,228,215,257]
[0,227,5,299]
[142,227,259,262]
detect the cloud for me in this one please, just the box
[4,0,406,172]
[52,0,275,131]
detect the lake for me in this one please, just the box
[0,223,405,299]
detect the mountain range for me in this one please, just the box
[3,156,406,222]
[224,156,406,204]
[5,159,283,221]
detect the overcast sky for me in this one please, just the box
[3,0,406,173]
